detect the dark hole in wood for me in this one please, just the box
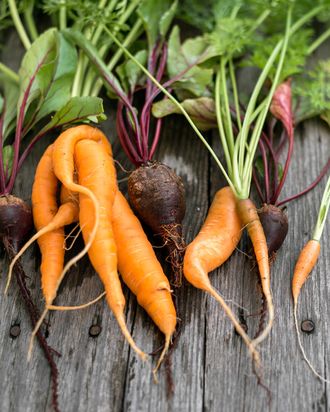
[9,324,21,339]
[89,325,102,338]
[301,319,315,334]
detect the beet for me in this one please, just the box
[258,203,288,257]
[0,195,33,253]
[128,161,186,287]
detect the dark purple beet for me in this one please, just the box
[258,203,288,257]
[0,195,33,253]
[128,161,186,287]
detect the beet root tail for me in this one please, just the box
[161,223,186,288]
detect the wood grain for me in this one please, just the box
[0,33,329,412]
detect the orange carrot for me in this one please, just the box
[291,176,330,382]
[112,190,176,376]
[184,187,260,366]
[75,139,146,359]
[236,198,274,348]
[292,240,321,306]
[7,145,79,305]
[52,125,111,282]
[292,240,328,382]
[184,187,241,287]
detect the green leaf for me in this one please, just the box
[159,0,178,39]
[138,0,177,47]
[176,0,225,31]
[293,58,330,123]
[167,26,214,98]
[205,16,254,58]
[17,28,59,128]
[254,157,283,181]
[243,29,312,82]
[2,145,13,177]
[117,50,148,93]
[0,77,20,141]
[277,162,283,181]
[63,29,125,98]
[152,97,217,130]
[40,96,105,135]
[321,111,330,127]
[35,32,78,123]
[254,156,264,178]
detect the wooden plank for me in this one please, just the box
[0,31,329,412]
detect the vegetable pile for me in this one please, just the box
[0,0,330,410]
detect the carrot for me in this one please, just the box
[23,142,100,360]
[184,187,260,366]
[236,198,274,348]
[7,145,80,303]
[292,175,330,382]
[75,139,146,359]
[292,240,321,306]
[184,187,241,286]
[51,125,111,283]
[112,189,176,377]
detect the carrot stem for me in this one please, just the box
[312,175,330,241]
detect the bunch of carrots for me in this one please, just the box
[8,124,178,377]
[1,3,330,409]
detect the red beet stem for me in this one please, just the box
[3,238,60,412]
[277,157,330,207]
[259,140,271,204]
[272,128,294,204]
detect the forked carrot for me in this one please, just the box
[52,125,111,285]
[184,187,260,366]
[24,140,101,360]
[7,145,79,304]
[75,139,146,359]
[22,145,79,360]
[292,175,330,382]
[112,190,176,377]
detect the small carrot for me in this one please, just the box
[292,175,330,382]
[292,240,321,306]
[75,139,146,359]
[236,198,274,348]
[112,190,176,376]
[184,187,260,366]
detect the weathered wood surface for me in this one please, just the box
[0,36,330,412]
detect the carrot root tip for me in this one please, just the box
[152,334,171,383]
